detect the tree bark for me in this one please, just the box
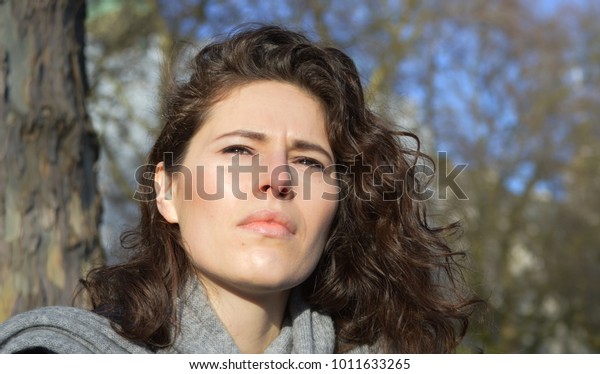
[0,0,103,321]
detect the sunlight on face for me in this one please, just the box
[158,81,339,297]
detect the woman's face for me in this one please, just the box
[156,81,339,297]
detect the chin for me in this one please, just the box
[234,272,308,295]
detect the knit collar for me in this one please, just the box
[166,279,335,354]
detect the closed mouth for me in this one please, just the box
[237,209,297,238]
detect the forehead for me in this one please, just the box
[199,81,328,141]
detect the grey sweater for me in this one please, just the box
[0,281,370,354]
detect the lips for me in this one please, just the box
[237,209,297,239]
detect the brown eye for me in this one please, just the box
[296,157,325,171]
[222,145,253,155]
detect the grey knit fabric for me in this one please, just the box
[0,280,341,354]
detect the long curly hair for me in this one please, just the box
[81,24,479,353]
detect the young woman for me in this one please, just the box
[0,25,478,353]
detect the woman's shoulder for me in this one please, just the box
[0,306,150,353]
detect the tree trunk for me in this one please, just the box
[0,0,104,322]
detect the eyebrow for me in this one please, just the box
[291,139,333,163]
[216,129,266,142]
[216,129,334,163]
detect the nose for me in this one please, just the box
[257,153,296,200]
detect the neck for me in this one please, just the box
[200,279,290,353]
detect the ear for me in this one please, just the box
[155,161,179,223]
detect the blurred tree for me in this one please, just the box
[540,1,600,352]
[88,0,600,353]
[85,0,174,262]
[415,0,600,353]
[0,0,103,321]
[14,0,594,353]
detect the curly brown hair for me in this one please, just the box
[81,24,479,353]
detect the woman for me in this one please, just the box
[0,25,478,353]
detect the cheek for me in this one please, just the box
[178,198,214,239]
[303,188,338,245]
[297,168,340,202]
[312,202,338,237]
[195,162,257,200]
[190,164,226,198]
[176,197,229,272]
[176,168,230,254]
[304,170,339,206]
